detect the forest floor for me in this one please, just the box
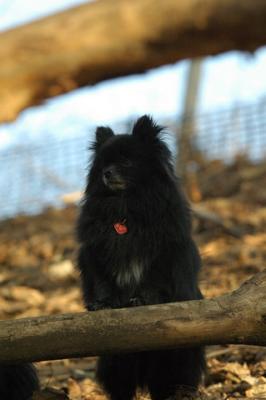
[0,156,265,399]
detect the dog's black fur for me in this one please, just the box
[0,364,39,400]
[77,115,205,400]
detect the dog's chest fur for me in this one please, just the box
[114,260,144,287]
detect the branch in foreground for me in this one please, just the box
[0,270,265,364]
[1,0,266,122]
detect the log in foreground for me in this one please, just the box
[1,0,266,122]
[0,270,265,363]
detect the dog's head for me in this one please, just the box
[89,115,173,193]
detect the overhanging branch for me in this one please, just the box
[0,270,265,364]
[1,0,266,122]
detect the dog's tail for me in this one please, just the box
[0,363,39,400]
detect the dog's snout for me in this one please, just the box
[102,165,125,190]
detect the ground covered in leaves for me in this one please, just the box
[0,157,265,399]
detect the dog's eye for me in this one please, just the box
[120,159,133,168]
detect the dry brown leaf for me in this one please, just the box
[245,376,266,398]
[67,378,82,400]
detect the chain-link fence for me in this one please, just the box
[177,98,266,161]
[1,97,266,220]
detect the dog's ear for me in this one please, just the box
[92,126,114,150]
[96,126,114,145]
[132,115,163,141]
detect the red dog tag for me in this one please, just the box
[114,222,128,235]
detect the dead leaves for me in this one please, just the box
[207,358,266,399]
[0,159,265,399]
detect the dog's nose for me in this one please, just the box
[104,170,112,179]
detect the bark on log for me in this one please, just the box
[1,0,266,122]
[0,271,265,364]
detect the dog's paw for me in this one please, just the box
[87,301,111,311]
[129,297,143,307]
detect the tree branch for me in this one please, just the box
[1,0,266,122]
[0,270,265,364]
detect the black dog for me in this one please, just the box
[77,116,205,400]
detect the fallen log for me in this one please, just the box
[0,270,265,364]
[1,0,266,122]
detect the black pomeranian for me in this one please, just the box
[77,116,205,400]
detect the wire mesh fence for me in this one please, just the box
[177,98,266,161]
[0,97,266,220]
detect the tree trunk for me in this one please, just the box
[1,0,266,122]
[0,270,265,364]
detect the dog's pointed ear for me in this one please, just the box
[92,126,114,150]
[96,126,114,145]
[132,115,163,141]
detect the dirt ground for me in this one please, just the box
[0,156,265,399]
